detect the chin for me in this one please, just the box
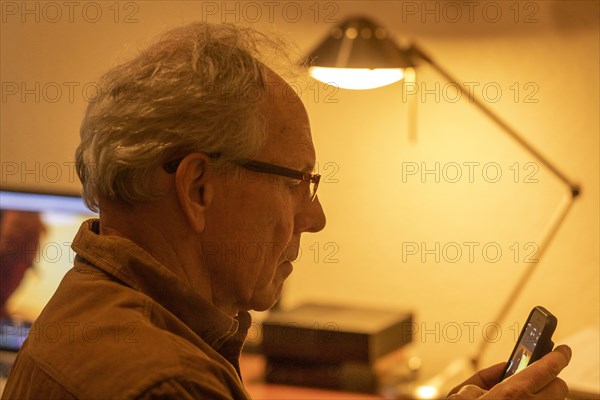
[251,287,284,312]
[251,303,272,312]
[248,269,289,311]
[252,296,280,312]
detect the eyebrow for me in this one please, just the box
[267,160,314,174]
[280,155,314,173]
[302,162,316,173]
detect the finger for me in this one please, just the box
[531,377,570,400]
[512,345,571,393]
[447,384,487,399]
[447,363,506,396]
[486,378,568,400]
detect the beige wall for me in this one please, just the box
[2,0,598,380]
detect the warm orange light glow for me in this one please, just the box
[415,385,438,399]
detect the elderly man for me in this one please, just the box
[3,23,570,400]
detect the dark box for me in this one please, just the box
[262,304,413,391]
[261,303,413,365]
[261,303,413,392]
[265,357,378,393]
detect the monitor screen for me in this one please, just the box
[0,189,97,323]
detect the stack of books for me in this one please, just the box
[261,303,413,393]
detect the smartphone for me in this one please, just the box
[501,306,557,380]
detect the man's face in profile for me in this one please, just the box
[201,71,326,312]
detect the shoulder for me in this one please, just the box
[134,375,250,400]
[18,312,246,400]
[6,347,249,400]
[18,275,243,399]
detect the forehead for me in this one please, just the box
[257,70,315,169]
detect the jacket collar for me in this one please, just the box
[71,219,251,351]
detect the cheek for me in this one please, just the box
[208,180,296,294]
[241,199,295,288]
[248,209,294,277]
[233,182,296,253]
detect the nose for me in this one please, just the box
[297,195,326,233]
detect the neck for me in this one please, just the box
[97,198,240,317]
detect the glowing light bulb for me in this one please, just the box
[309,67,404,90]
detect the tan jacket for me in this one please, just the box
[2,219,252,399]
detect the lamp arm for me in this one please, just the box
[408,44,580,198]
[472,191,577,368]
[405,43,581,369]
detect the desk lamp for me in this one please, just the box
[305,15,581,398]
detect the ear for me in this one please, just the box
[174,153,214,233]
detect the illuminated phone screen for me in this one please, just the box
[502,306,556,381]
[504,320,541,376]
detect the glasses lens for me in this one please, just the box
[309,175,320,202]
[308,182,315,202]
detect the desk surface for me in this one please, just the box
[240,353,384,400]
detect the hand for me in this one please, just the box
[447,345,571,399]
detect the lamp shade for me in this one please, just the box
[306,16,414,90]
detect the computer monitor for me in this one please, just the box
[0,188,97,322]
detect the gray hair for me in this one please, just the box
[76,22,297,212]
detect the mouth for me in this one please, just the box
[277,260,294,281]
[279,257,296,266]
[282,243,300,263]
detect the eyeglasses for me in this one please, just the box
[163,156,321,202]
